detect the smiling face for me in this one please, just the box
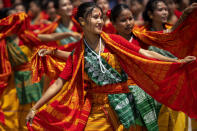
[58,0,73,16]
[82,8,104,35]
[113,9,134,35]
[151,1,169,24]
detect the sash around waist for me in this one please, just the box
[13,62,31,71]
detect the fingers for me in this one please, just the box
[26,111,36,126]
[26,118,33,126]
[30,118,33,126]
[186,56,196,60]
[183,3,197,14]
[183,56,196,63]
[26,117,33,126]
[38,49,47,57]
[189,3,197,11]
[191,3,197,7]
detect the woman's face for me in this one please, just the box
[151,1,169,24]
[130,1,143,15]
[96,0,109,14]
[113,9,134,35]
[58,0,73,16]
[29,2,40,15]
[83,8,104,35]
[47,1,56,18]
[15,5,26,13]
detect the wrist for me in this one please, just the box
[65,32,73,37]
[51,48,58,55]
[30,107,37,114]
[177,59,184,63]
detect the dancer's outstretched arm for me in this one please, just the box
[139,48,196,63]
[38,32,81,42]
[26,77,66,126]
[38,48,71,60]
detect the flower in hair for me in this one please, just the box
[72,7,78,18]
[106,10,111,19]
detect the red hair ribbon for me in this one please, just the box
[106,9,111,19]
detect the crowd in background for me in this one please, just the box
[0,0,197,25]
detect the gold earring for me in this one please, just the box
[81,22,85,26]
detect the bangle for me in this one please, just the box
[165,29,170,33]
[30,108,37,114]
[52,48,57,55]
[177,59,184,63]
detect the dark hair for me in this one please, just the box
[93,0,99,3]
[75,2,103,23]
[0,8,14,19]
[130,0,143,5]
[110,4,130,22]
[190,0,197,4]
[54,0,60,9]
[143,0,167,23]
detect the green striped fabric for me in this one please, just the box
[15,71,44,104]
[108,85,161,130]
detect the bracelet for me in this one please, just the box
[177,59,184,63]
[30,108,37,114]
[165,29,170,33]
[51,48,57,55]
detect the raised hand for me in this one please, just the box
[183,3,197,16]
[178,56,196,63]
[38,49,53,57]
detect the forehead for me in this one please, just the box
[59,0,70,4]
[118,9,133,18]
[97,0,108,3]
[15,5,25,9]
[156,1,167,8]
[91,7,102,15]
